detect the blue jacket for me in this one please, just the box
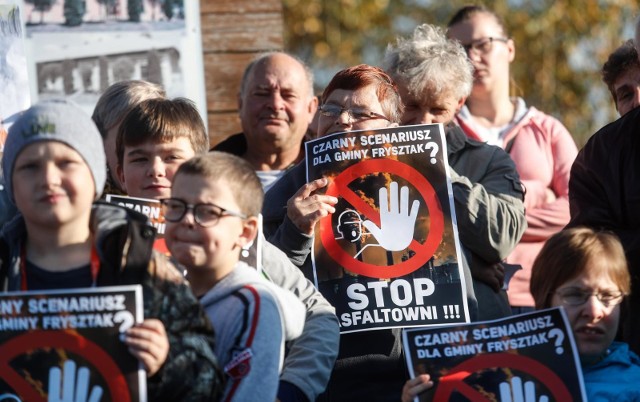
[583,342,640,402]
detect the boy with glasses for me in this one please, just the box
[163,152,305,401]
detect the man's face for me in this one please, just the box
[12,141,95,230]
[613,65,640,116]
[317,84,394,137]
[118,137,196,200]
[238,54,317,160]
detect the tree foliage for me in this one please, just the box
[283,0,638,146]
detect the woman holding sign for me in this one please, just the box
[402,228,640,401]
[530,228,640,401]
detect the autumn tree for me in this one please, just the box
[282,0,638,146]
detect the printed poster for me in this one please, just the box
[306,124,469,333]
[105,194,168,254]
[402,308,587,402]
[0,2,30,162]
[0,285,145,402]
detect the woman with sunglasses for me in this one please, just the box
[447,5,579,316]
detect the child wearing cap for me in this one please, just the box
[0,100,222,401]
[164,152,305,401]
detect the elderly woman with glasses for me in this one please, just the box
[447,5,578,315]
[403,227,640,401]
[262,64,402,263]
[262,65,412,401]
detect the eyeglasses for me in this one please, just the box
[319,103,390,123]
[462,37,509,55]
[160,198,246,227]
[554,287,625,308]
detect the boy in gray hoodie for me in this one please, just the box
[164,152,305,401]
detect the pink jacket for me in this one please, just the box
[456,106,578,306]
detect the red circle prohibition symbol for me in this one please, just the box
[321,158,444,278]
[433,352,573,401]
[0,330,132,402]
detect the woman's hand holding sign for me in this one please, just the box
[287,177,338,235]
[363,181,420,251]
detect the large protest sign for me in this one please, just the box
[0,285,145,402]
[403,308,586,402]
[306,124,469,333]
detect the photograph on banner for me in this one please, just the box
[23,1,206,121]
[0,1,30,159]
[402,307,587,402]
[306,123,469,333]
[104,194,263,269]
[0,285,145,402]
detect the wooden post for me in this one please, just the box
[200,0,284,147]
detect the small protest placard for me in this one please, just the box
[0,285,145,402]
[402,308,587,402]
[306,124,469,333]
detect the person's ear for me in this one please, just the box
[308,96,319,121]
[237,216,259,249]
[116,164,127,193]
[507,38,516,63]
[455,97,467,114]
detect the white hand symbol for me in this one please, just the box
[48,360,103,402]
[363,182,420,251]
[499,376,548,402]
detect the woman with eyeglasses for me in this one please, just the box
[403,227,640,401]
[447,5,579,316]
[529,227,640,401]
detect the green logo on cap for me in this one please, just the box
[22,117,56,138]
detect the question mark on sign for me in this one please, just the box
[114,310,135,341]
[547,328,565,355]
[425,142,439,164]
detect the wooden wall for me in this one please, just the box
[200,0,284,147]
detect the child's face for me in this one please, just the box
[551,260,622,362]
[117,138,195,199]
[165,174,256,276]
[12,141,95,229]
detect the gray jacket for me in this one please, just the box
[200,262,305,401]
[260,238,340,401]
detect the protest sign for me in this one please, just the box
[105,194,168,255]
[306,124,469,333]
[0,285,145,402]
[403,307,586,402]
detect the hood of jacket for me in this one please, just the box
[199,262,305,341]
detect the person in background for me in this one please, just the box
[383,23,525,320]
[602,39,640,116]
[402,227,640,402]
[0,100,222,401]
[447,5,577,314]
[164,152,305,401]
[212,51,318,192]
[116,97,208,200]
[92,80,166,195]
